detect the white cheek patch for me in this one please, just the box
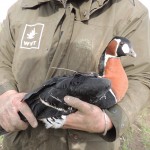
[122,44,130,53]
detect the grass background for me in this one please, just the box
[120,106,150,150]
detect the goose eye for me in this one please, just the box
[120,42,124,45]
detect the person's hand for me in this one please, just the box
[0,90,38,132]
[63,96,113,133]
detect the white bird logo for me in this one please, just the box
[27,28,37,39]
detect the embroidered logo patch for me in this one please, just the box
[20,23,44,49]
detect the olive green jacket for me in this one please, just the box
[0,0,150,149]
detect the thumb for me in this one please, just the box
[64,96,90,112]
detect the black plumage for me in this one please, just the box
[21,73,115,122]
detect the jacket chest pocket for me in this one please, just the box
[59,21,114,74]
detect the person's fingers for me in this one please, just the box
[5,120,28,132]
[0,111,28,132]
[12,94,38,128]
[13,120,28,131]
[17,102,38,128]
[64,96,92,113]
[8,109,28,130]
[0,116,14,132]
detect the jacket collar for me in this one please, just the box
[21,0,108,8]
[79,0,109,21]
[98,0,109,6]
[21,0,109,21]
[21,0,51,8]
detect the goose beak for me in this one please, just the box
[129,48,137,58]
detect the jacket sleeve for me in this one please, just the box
[0,10,18,94]
[103,1,150,141]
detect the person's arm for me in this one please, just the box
[0,9,38,132]
[0,12,18,94]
